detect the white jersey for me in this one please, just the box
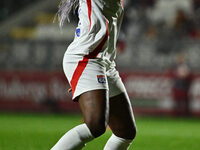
[63,0,125,99]
[65,0,124,65]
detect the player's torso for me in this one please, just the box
[65,0,124,66]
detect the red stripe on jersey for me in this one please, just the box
[121,0,124,8]
[87,0,92,31]
[70,20,109,98]
[85,19,109,59]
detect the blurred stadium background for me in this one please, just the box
[0,0,200,150]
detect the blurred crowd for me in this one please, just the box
[0,0,39,22]
[116,0,200,70]
[0,0,200,71]
[122,0,200,39]
[122,0,200,46]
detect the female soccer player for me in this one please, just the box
[51,0,136,149]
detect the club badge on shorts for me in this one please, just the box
[97,75,106,84]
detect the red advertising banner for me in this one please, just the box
[0,71,79,112]
[1,71,200,115]
[120,72,200,116]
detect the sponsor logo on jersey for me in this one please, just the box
[97,75,106,84]
[76,28,80,37]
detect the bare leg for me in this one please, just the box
[79,89,109,137]
[103,92,136,150]
[51,89,109,150]
[108,92,136,139]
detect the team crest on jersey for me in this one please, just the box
[76,28,80,37]
[97,75,106,84]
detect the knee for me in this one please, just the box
[128,125,137,140]
[118,124,137,140]
[92,124,106,138]
[85,119,107,138]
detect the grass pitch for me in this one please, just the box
[0,113,200,150]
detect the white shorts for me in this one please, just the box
[63,54,126,100]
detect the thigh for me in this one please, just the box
[108,92,136,139]
[78,89,109,137]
